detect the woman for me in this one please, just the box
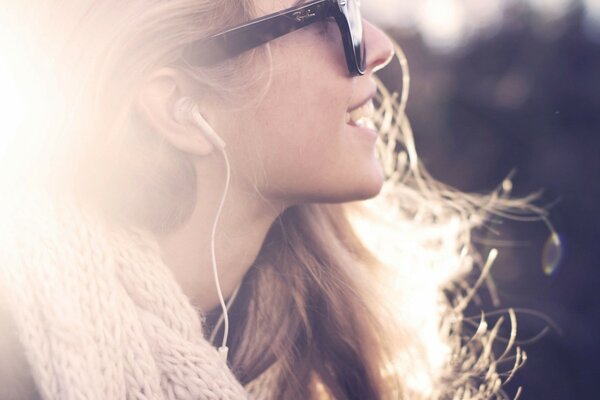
[0,0,535,399]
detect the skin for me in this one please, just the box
[136,0,395,311]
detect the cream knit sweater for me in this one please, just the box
[0,191,273,399]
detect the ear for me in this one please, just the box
[134,67,215,156]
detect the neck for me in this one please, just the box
[155,160,284,312]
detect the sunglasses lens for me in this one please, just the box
[347,0,365,73]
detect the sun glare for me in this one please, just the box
[365,0,597,49]
[0,7,65,186]
[347,198,466,394]
[418,0,466,50]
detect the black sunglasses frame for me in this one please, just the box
[181,0,366,76]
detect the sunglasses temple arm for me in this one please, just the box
[183,1,333,66]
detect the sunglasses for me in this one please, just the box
[182,0,366,76]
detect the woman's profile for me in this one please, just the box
[0,0,541,399]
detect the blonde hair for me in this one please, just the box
[43,0,264,231]
[29,0,545,398]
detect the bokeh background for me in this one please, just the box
[364,0,600,398]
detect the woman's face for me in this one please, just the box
[211,0,395,206]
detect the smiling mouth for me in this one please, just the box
[345,100,375,129]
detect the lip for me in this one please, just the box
[347,88,377,112]
[346,114,378,141]
[347,120,378,143]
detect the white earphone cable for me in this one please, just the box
[209,282,241,345]
[209,135,231,361]
[188,104,232,361]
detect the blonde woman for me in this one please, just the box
[0,0,536,399]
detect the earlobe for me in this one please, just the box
[134,68,216,156]
[173,97,226,150]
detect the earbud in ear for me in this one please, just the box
[174,97,232,359]
[173,97,226,150]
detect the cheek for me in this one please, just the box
[219,28,382,201]
[254,79,351,179]
[267,48,351,153]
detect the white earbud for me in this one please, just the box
[173,95,231,361]
[173,97,226,150]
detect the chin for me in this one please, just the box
[279,164,385,205]
[354,161,385,198]
[321,169,385,204]
[349,175,385,201]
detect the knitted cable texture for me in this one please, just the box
[0,191,271,400]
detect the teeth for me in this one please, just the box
[346,101,375,126]
[356,118,376,130]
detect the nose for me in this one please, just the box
[363,19,394,74]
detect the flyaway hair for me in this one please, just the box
[0,2,547,399]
